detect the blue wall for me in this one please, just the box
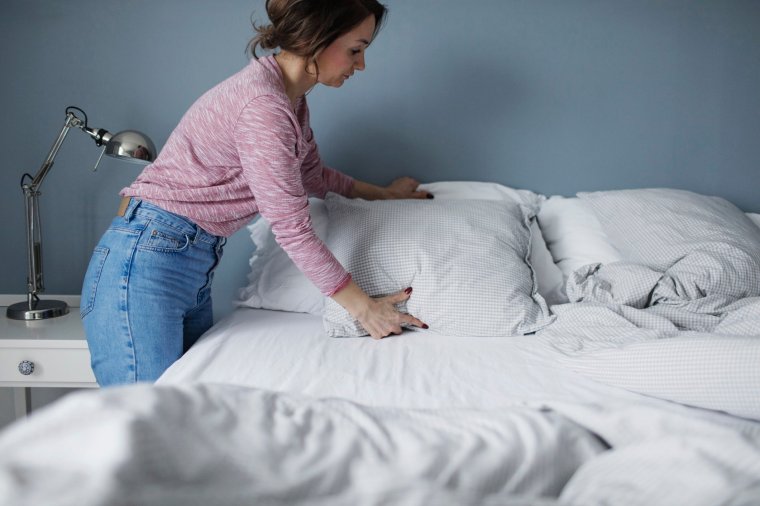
[1,0,758,318]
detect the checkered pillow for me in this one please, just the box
[578,188,760,300]
[322,194,554,337]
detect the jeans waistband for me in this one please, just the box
[119,197,223,246]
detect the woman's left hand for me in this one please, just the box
[384,177,433,200]
[351,177,433,200]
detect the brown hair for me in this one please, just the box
[248,0,387,61]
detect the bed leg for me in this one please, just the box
[13,387,31,419]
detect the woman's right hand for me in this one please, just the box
[331,281,428,339]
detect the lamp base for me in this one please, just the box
[6,299,69,320]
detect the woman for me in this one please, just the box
[81,0,430,387]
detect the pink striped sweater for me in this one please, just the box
[122,56,353,296]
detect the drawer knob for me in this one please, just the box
[18,360,35,376]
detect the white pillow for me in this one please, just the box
[748,213,760,230]
[236,199,327,315]
[576,188,760,303]
[537,196,624,279]
[238,181,566,314]
[578,188,760,271]
[417,180,543,207]
[322,194,555,337]
[538,198,760,281]
[418,181,566,305]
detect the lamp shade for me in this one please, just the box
[105,130,157,164]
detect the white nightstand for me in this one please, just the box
[1,295,97,419]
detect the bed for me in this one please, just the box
[1,182,759,506]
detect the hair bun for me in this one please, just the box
[247,0,387,59]
[257,25,278,50]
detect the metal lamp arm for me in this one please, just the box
[21,110,96,305]
[29,112,84,190]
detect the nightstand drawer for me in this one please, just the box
[0,347,96,385]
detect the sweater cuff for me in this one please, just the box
[324,167,354,198]
[325,272,352,297]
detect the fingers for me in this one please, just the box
[408,180,433,200]
[387,177,435,200]
[385,287,413,304]
[411,190,434,200]
[388,176,418,194]
[366,322,403,340]
[367,317,426,339]
[399,313,429,330]
[364,288,429,339]
[393,176,419,187]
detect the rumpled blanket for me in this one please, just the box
[538,257,760,419]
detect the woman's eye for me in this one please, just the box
[351,49,361,55]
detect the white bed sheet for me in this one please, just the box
[159,308,640,409]
[159,308,748,429]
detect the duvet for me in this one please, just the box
[1,382,759,506]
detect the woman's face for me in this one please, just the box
[314,15,376,87]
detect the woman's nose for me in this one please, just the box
[355,53,366,71]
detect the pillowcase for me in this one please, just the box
[537,196,624,279]
[418,181,566,305]
[578,188,760,301]
[236,199,327,315]
[578,188,760,270]
[417,180,543,208]
[238,181,566,314]
[322,194,555,337]
[749,213,760,230]
[538,196,760,279]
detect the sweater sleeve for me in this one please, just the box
[235,98,351,296]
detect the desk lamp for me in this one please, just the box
[6,106,156,320]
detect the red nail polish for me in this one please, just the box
[404,287,413,295]
[422,324,429,329]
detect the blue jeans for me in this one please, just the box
[81,198,225,386]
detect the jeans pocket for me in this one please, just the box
[138,221,191,253]
[80,246,110,318]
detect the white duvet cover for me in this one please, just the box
[0,384,601,506]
